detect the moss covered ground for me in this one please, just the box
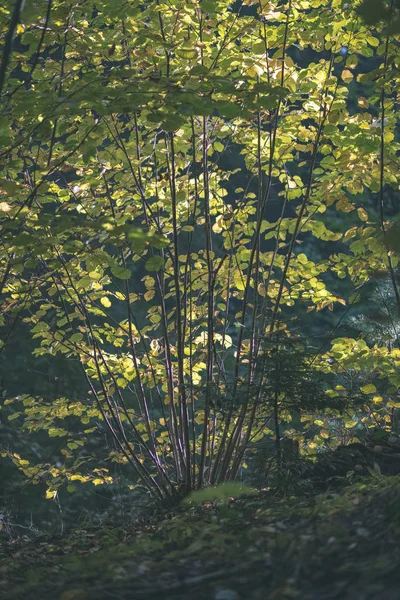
[1,470,400,600]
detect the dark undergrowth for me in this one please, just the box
[2,456,400,600]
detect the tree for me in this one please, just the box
[1,0,400,502]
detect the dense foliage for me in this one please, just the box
[1,0,400,508]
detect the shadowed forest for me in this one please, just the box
[1,0,400,598]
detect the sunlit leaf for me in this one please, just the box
[184,483,256,504]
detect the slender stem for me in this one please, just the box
[198,116,214,488]
[0,0,25,97]
[379,8,400,314]
[212,0,293,483]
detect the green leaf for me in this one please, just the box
[145,256,164,272]
[149,233,169,249]
[214,141,224,153]
[215,101,241,119]
[357,0,388,25]
[70,333,83,343]
[13,233,35,247]
[111,266,131,279]
[176,47,198,59]
[8,412,21,421]
[384,223,400,254]
[48,428,68,437]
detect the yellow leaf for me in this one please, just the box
[100,297,111,308]
[367,36,379,47]
[384,132,394,143]
[0,202,11,212]
[116,377,127,388]
[341,69,354,83]
[247,64,263,78]
[360,384,376,394]
[358,97,369,109]
[144,289,155,301]
[372,396,383,404]
[70,474,88,482]
[297,253,308,264]
[89,271,101,280]
[357,207,368,222]
[257,283,266,297]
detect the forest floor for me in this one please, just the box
[2,467,400,600]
